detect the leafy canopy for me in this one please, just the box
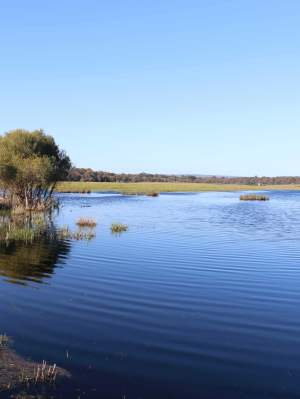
[0,129,71,209]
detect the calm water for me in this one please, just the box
[1,191,300,398]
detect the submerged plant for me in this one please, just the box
[111,223,128,233]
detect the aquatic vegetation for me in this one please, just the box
[146,192,159,197]
[0,334,70,392]
[111,223,128,233]
[0,213,97,245]
[0,214,50,244]
[240,194,269,201]
[58,226,95,241]
[58,217,97,240]
[0,334,9,347]
[76,218,97,228]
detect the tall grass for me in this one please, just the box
[0,213,97,244]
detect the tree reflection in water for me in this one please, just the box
[0,237,70,285]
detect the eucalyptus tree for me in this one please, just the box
[0,129,71,210]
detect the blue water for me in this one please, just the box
[1,191,300,398]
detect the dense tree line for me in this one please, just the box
[67,168,300,185]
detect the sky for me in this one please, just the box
[1,1,299,176]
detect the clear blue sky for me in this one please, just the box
[1,1,299,176]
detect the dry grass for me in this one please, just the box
[76,218,97,228]
[0,335,70,392]
[240,194,269,201]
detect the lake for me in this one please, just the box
[1,191,300,398]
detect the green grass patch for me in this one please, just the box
[56,182,300,195]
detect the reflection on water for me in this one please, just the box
[1,191,300,398]
[0,238,70,285]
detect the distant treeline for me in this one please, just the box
[67,168,300,185]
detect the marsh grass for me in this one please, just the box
[76,218,97,228]
[0,214,50,244]
[0,334,9,348]
[58,226,95,241]
[0,213,97,244]
[240,194,269,201]
[111,223,128,233]
[0,333,70,392]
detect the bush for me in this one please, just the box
[0,129,71,211]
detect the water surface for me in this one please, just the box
[1,191,300,398]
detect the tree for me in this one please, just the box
[0,129,71,210]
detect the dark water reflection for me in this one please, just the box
[0,238,70,285]
[1,191,300,398]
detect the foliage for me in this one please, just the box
[67,167,300,185]
[0,129,71,211]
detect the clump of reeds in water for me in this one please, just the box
[58,226,95,241]
[146,192,159,197]
[0,333,70,392]
[0,213,97,245]
[0,213,50,244]
[240,194,269,201]
[111,223,128,233]
[76,218,97,228]
[0,334,9,347]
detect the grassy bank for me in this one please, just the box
[56,182,300,195]
[0,334,70,393]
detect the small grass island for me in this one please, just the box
[240,194,270,201]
